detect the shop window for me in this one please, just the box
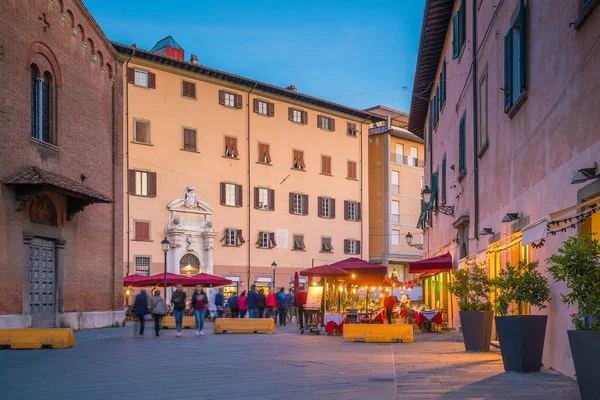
[134,256,151,276]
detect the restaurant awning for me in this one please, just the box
[300,265,350,277]
[521,218,549,246]
[329,257,388,275]
[123,274,149,287]
[408,253,452,274]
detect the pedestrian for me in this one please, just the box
[133,289,149,337]
[383,291,397,325]
[215,288,224,319]
[400,291,408,306]
[256,289,266,318]
[229,292,239,318]
[295,288,307,330]
[238,290,248,318]
[171,283,187,337]
[247,284,258,318]
[285,289,295,323]
[276,287,287,326]
[150,289,167,337]
[191,285,209,336]
[266,289,277,323]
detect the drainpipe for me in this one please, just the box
[246,83,258,289]
[124,48,136,276]
[472,0,480,241]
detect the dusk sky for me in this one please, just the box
[85,0,425,113]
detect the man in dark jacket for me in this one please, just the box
[133,289,149,338]
[215,288,224,319]
[255,289,267,318]
[247,284,258,318]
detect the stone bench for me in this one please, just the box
[343,324,414,343]
[214,318,274,334]
[0,328,75,349]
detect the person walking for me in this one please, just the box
[215,288,224,319]
[191,285,209,336]
[150,289,167,337]
[171,283,187,337]
[229,292,239,318]
[383,291,397,325]
[276,287,287,326]
[256,289,267,318]
[285,289,295,324]
[247,284,258,318]
[266,289,277,323]
[238,290,248,318]
[133,289,149,337]
[295,288,307,330]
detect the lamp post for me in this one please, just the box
[271,261,277,292]
[161,237,171,297]
[421,185,455,217]
[405,232,424,250]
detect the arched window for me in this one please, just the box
[30,65,53,144]
[30,65,38,139]
[179,254,201,276]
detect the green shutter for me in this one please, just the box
[417,199,426,229]
[430,172,439,211]
[504,30,513,112]
[519,0,527,90]
[442,61,447,105]
[436,86,441,118]
[459,0,466,48]
[442,155,447,203]
[452,13,459,58]
[459,114,466,174]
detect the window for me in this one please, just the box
[478,68,489,155]
[344,239,360,255]
[421,176,424,190]
[409,147,419,167]
[345,200,361,221]
[318,197,335,219]
[134,120,150,144]
[458,113,466,177]
[347,161,357,180]
[392,171,399,194]
[442,154,447,203]
[127,68,155,88]
[289,108,308,124]
[225,92,235,107]
[135,70,148,87]
[317,115,335,131]
[254,187,274,211]
[504,1,527,114]
[452,0,466,59]
[134,256,151,276]
[294,193,303,215]
[128,169,157,197]
[224,136,239,158]
[290,193,308,215]
[258,143,271,164]
[31,66,52,144]
[347,122,357,137]
[222,229,245,247]
[292,150,306,170]
[391,230,400,245]
[395,144,404,164]
[219,90,242,109]
[293,234,305,251]
[134,221,150,241]
[183,128,197,152]
[440,60,447,111]
[321,237,333,253]
[321,155,332,175]
[182,81,196,99]
[220,182,242,207]
[253,99,274,116]
[257,231,276,249]
[392,201,399,224]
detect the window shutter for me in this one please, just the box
[459,115,466,173]
[191,82,196,98]
[237,230,245,244]
[302,111,308,124]
[225,136,231,155]
[318,197,323,217]
[289,192,294,214]
[288,107,294,121]
[321,156,326,174]
[236,184,243,207]
[317,115,323,128]
[504,30,513,112]
[356,240,361,255]
[127,67,135,84]
[442,61,447,103]
[235,94,243,109]
[357,202,362,221]
[149,172,157,197]
[344,239,349,254]
[255,233,262,246]
[265,144,271,163]
[442,156,447,202]
[253,98,259,113]
[219,90,225,105]
[135,221,149,241]
[183,81,189,97]
[269,233,277,248]
[519,0,526,90]
[302,194,308,215]
[190,130,196,151]
[220,182,226,205]
[259,143,264,162]
[220,229,227,243]
[452,13,459,59]
[459,0,466,47]
[232,137,239,157]
[267,102,275,117]
[254,187,259,209]
[331,198,336,219]
[148,72,156,89]
[330,118,335,131]
[269,189,275,211]
[128,169,136,194]
[344,200,349,220]
[299,151,306,169]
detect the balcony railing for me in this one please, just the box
[391,153,424,168]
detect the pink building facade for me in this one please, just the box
[409,0,600,377]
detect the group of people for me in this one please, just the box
[383,291,411,324]
[227,285,300,326]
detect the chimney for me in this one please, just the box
[286,85,297,92]
[190,54,198,65]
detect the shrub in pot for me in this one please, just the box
[491,260,551,373]
[448,266,493,352]
[547,233,600,400]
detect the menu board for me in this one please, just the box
[305,286,324,310]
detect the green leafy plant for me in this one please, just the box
[448,266,492,311]
[491,260,551,316]
[547,233,600,331]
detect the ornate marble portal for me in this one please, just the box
[165,187,218,275]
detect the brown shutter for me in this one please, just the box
[265,144,271,163]
[317,115,323,128]
[190,82,196,98]
[235,94,243,109]
[344,200,349,220]
[302,194,308,215]
[269,233,277,248]
[299,151,305,169]
[236,184,243,207]
[331,198,336,219]
[148,72,156,89]
[289,192,294,214]
[182,81,188,97]
[302,111,308,124]
[232,137,239,157]
[321,156,325,174]
[288,107,294,121]
[317,197,323,217]
[149,172,157,197]
[254,187,259,209]
[219,90,225,105]
[330,118,335,131]
[256,232,262,246]
[298,236,305,250]
[237,230,245,244]
[135,221,150,241]
[253,98,259,113]
[127,67,135,84]
[190,131,196,151]
[267,102,275,117]
[220,229,227,242]
[344,239,349,254]
[128,169,136,194]
[357,202,362,221]
[258,143,265,163]
[269,189,275,211]
[356,240,361,254]
[225,136,232,155]
[220,182,226,205]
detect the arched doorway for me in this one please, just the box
[179,253,200,276]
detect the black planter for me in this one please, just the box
[495,315,547,373]
[568,330,600,400]
[459,310,493,352]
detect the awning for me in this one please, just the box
[549,195,600,220]
[522,218,549,246]
[300,265,350,277]
[329,257,388,275]
[408,253,452,274]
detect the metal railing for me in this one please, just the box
[390,153,424,168]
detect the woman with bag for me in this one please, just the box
[190,285,209,336]
[151,289,167,337]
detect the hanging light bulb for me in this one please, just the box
[339,286,344,293]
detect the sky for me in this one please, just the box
[85,0,425,113]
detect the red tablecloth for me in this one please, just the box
[414,310,442,326]
[400,308,409,319]
[325,320,344,334]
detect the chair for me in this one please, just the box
[439,308,449,331]
[344,309,358,324]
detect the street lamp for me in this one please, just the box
[271,261,277,292]
[406,232,423,250]
[421,185,454,217]
[161,237,170,297]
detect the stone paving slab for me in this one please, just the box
[0,322,580,399]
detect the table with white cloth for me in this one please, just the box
[414,309,443,331]
[324,312,344,334]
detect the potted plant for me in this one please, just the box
[547,233,600,400]
[448,266,493,352]
[491,260,551,373]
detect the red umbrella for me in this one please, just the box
[294,271,299,292]
[123,274,149,287]
[408,253,452,274]
[138,272,195,287]
[330,257,388,275]
[187,273,232,288]
[300,264,350,277]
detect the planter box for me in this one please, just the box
[459,310,493,352]
[495,315,547,373]
[568,330,600,400]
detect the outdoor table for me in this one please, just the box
[414,310,442,330]
[324,312,344,334]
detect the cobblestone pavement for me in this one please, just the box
[0,322,580,400]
